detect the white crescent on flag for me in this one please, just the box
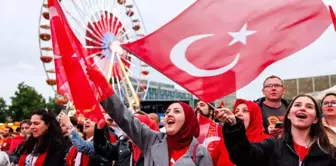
[170,34,240,77]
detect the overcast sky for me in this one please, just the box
[0,0,335,104]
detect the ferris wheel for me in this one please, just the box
[38,0,150,108]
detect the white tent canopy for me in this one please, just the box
[308,85,336,100]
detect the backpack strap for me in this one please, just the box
[192,143,199,164]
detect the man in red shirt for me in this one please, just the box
[8,120,31,154]
[0,127,13,152]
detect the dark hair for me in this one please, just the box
[70,116,78,126]
[77,123,83,133]
[21,109,65,154]
[20,119,31,128]
[321,93,336,103]
[263,75,283,87]
[15,127,21,133]
[5,127,13,133]
[196,101,215,120]
[283,94,336,157]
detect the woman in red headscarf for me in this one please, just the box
[212,99,270,166]
[87,66,212,166]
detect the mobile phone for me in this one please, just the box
[275,121,283,128]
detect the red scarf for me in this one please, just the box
[132,114,159,164]
[65,146,90,166]
[233,99,270,142]
[167,102,200,151]
[18,150,48,166]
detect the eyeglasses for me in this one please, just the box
[322,101,336,107]
[264,84,283,89]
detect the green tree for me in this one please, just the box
[0,97,9,122]
[8,82,46,121]
[45,96,63,114]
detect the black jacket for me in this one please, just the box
[223,118,336,166]
[254,97,290,132]
[9,143,23,164]
[64,135,73,153]
[94,125,144,166]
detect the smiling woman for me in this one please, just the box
[218,94,336,166]
[100,96,213,166]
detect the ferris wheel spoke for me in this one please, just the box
[69,2,104,41]
[115,52,140,106]
[85,50,104,59]
[71,0,104,39]
[106,0,115,33]
[99,0,109,34]
[114,68,123,100]
[119,56,138,69]
[110,7,120,38]
[88,0,107,34]
[106,51,116,85]
[85,45,105,49]
[60,3,104,45]
[112,11,123,36]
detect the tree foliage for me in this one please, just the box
[0,98,9,122]
[8,82,46,121]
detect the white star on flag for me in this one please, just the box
[228,23,256,46]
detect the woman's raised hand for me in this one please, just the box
[215,108,236,126]
[58,111,71,126]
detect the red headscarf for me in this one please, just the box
[167,102,200,150]
[233,99,270,142]
[132,114,158,164]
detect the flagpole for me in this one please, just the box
[114,49,140,107]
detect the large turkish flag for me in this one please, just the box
[122,0,331,102]
[49,0,105,122]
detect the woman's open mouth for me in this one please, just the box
[295,113,307,119]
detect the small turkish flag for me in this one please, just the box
[122,0,331,102]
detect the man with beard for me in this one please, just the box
[255,75,289,137]
[195,101,216,121]
[0,127,13,152]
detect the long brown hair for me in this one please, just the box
[283,94,335,158]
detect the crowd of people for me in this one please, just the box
[0,70,336,166]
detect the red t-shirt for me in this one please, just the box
[0,137,12,151]
[169,146,190,166]
[293,141,309,162]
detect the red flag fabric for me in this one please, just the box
[197,114,223,164]
[48,0,105,122]
[330,6,336,31]
[121,0,331,102]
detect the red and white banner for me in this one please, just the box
[122,0,331,102]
